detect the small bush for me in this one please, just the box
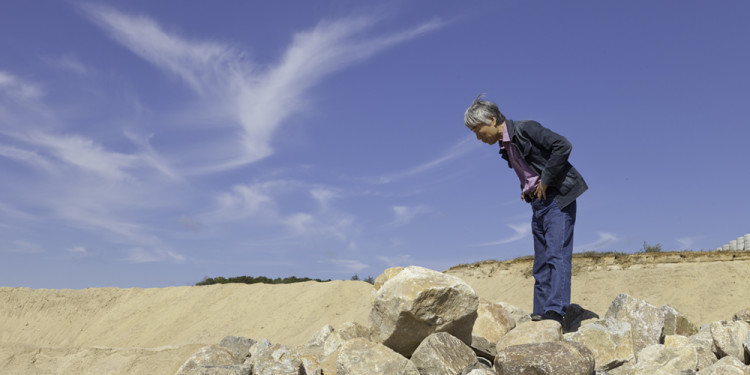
[195,275,330,286]
[642,241,662,253]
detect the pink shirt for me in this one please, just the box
[501,125,540,195]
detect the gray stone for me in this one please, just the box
[472,299,516,343]
[496,301,532,325]
[630,344,700,374]
[180,365,253,375]
[369,266,479,357]
[374,267,405,292]
[495,320,562,353]
[463,369,495,375]
[410,332,476,375]
[564,317,635,371]
[247,340,304,375]
[460,358,494,375]
[662,305,699,339]
[218,336,256,362]
[565,303,601,333]
[336,338,419,375]
[734,308,750,324]
[470,299,515,360]
[605,293,665,358]
[176,345,239,375]
[494,340,595,375]
[469,335,496,361]
[711,320,750,362]
[698,356,750,375]
[691,325,718,353]
[323,321,371,357]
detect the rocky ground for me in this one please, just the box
[1,250,749,374]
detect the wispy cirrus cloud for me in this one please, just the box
[0,71,44,100]
[81,4,446,173]
[576,232,618,252]
[477,223,530,246]
[392,205,431,226]
[205,179,358,244]
[375,134,476,184]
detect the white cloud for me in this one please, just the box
[576,232,618,252]
[123,247,186,263]
[0,71,44,100]
[51,54,89,75]
[392,205,430,225]
[82,4,446,173]
[477,223,531,246]
[376,135,476,184]
[68,245,98,258]
[377,254,413,267]
[0,144,56,173]
[322,258,369,273]
[311,189,337,210]
[206,179,357,243]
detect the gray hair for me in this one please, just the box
[464,94,505,130]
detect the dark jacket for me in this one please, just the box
[501,119,588,209]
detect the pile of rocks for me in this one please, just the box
[175,265,750,375]
[717,234,750,251]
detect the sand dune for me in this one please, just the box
[2,251,749,374]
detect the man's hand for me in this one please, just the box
[534,181,548,201]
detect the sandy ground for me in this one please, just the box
[2,251,749,374]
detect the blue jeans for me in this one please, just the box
[530,195,577,317]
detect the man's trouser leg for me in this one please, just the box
[531,197,576,316]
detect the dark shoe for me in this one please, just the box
[531,314,542,321]
[541,310,565,329]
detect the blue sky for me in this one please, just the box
[1,1,749,289]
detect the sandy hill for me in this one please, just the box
[1,251,749,374]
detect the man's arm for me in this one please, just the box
[521,121,572,188]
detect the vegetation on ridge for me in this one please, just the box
[196,275,331,286]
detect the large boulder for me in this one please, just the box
[660,305,698,339]
[690,324,717,353]
[629,344,700,374]
[665,335,717,370]
[698,356,750,375]
[604,294,665,357]
[495,302,532,326]
[219,336,256,363]
[710,320,750,363]
[470,299,515,359]
[410,332,476,375]
[336,338,419,375]
[494,340,595,375]
[734,308,750,323]
[323,321,371,356]
[176,345,242,375]
[472,299,516,343]
[374,267,405,292]
[246,339,304,375]
[564,318,634,371]
[369,266,479,357]
[495,320,562,352]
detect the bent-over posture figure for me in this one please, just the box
[464,95,588,328]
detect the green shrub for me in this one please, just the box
[195,275,330,286]
[642,241,662,253]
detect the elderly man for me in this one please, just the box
[464,95,588,328]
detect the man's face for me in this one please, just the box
[472,116,502,145]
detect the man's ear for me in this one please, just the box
[488,115,496,126]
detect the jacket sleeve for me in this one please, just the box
[520,121,572,187]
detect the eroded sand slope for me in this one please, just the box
[2,251,749,374]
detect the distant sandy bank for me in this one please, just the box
[2,251,749,374]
